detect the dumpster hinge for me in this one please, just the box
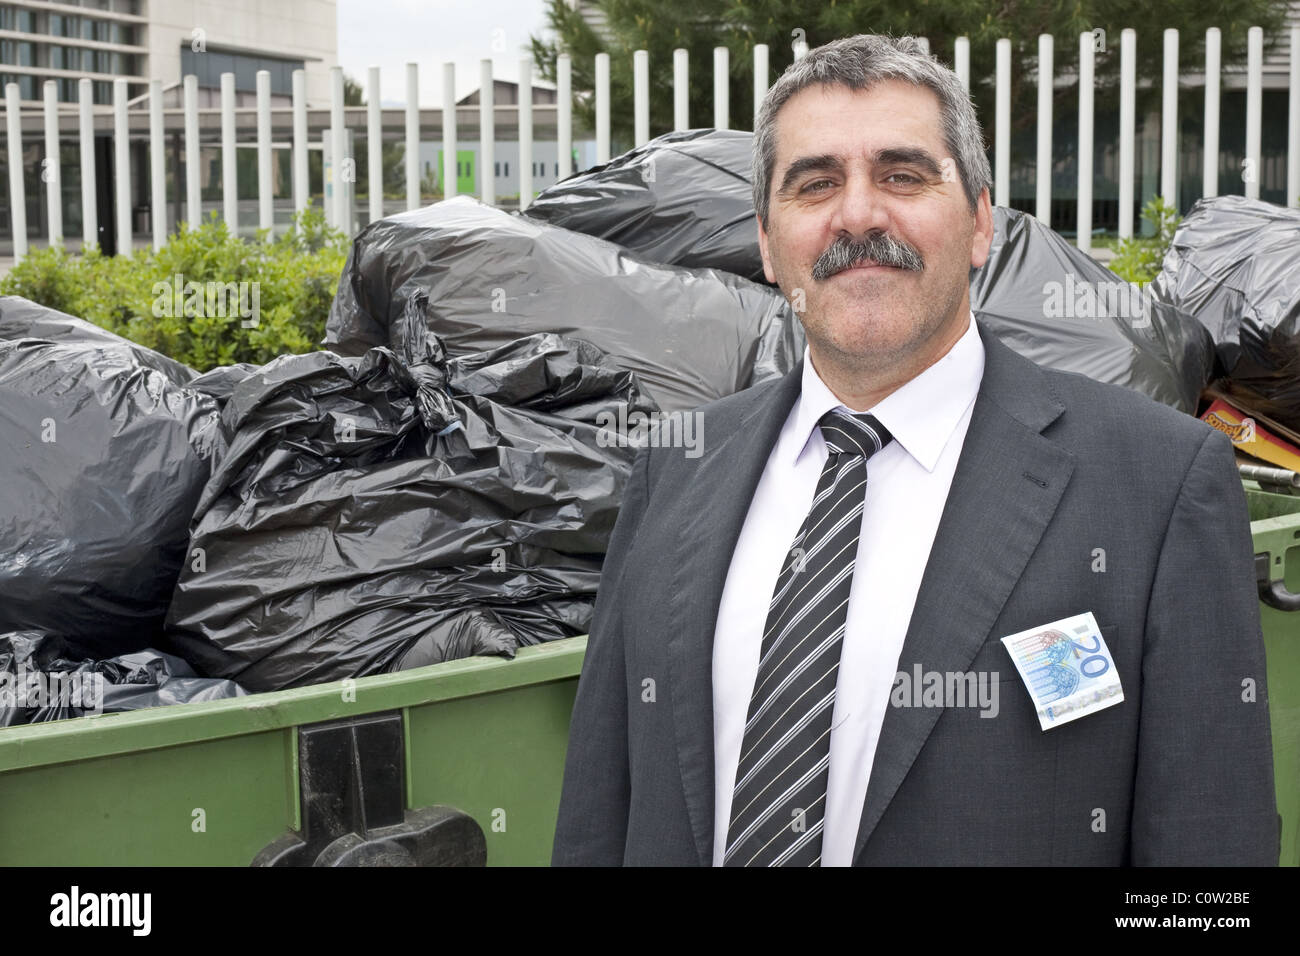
[251,710,486,866]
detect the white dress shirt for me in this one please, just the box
[711,312,986,866]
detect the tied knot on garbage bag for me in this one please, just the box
[407,361,457,436]
[387,292,458,436]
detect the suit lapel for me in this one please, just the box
[667,366,803,867]
[851,323,1075,863]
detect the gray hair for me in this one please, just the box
[752,33,992,231]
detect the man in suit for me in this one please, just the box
[552,33,1279,866]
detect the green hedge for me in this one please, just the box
[1108,197,1181,285]
[0,207,349,371]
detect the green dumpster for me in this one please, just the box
[1245,482,1300,867]
[0,636,586,866]
[2,483,1298,865]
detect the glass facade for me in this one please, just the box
[0,0,331,251]
[180,47,303,96]
[0,1,141,101]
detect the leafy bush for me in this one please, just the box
[0,207,349,371]
[1109,197,1181,285]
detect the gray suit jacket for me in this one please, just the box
[552,320,1280,865]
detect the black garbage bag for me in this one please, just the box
[0,295,199,387]
[325,195,803,413]
[0,631,247,726]
[164,330,658,693]
[1150,195,1300,428]
[186,362,261,406]
[522,128,767,283]
[0,326,222,658]
[972,207,1215,414]
[0,295,259,414]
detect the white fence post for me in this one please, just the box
[442,62,457,199]
[557,54,572,179]
[633,50,649,147]
[406,62,419,210]
[1119,28,1136,239]
[368,65,382,223]
[519,57,533,210]
[1036,34,1053,224]
[42,80,62,248]
[995,38,1010,208]
[673,49,689,131]
[1203,28,1220,199]
[6,84,26,260]
[292,69,308,215]
[1161,29,1179,208]
[753,44,768,126]
[331,66,346,228]
[1077,32,1095,253]
[322,126,333,226]
[221,72,237,235]
[1245,26,1262,201]
[479,58,494,205]
[184,73,200,228]
[257,69,272,232]
[79,78,95,249]
[714,47,729,130]
[595,53,609,163]
[954,37,969,93]
[114,78,131,254]
[150,78,166,250]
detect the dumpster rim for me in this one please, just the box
[0,636,587,773]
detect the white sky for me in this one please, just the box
[337,0,557,106]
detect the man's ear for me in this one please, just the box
[757,212,777,285]
[969,187,994,271]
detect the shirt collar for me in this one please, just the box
[790,311,985,473]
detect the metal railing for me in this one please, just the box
[3,26,1299,259]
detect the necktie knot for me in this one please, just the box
[817,410,893,460]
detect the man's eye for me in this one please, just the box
[802,179,833,193]
[886,172,921,184]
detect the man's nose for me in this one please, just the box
[830,174,892,240]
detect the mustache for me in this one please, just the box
[811,233,925,279]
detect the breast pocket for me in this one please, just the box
[965,635,1026,684]
[974,623,1125,724]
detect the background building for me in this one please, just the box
[0,0,336,108]
[421,78,598,202]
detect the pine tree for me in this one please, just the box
[529,0,1292,154]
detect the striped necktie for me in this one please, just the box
[723,409,893,866]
